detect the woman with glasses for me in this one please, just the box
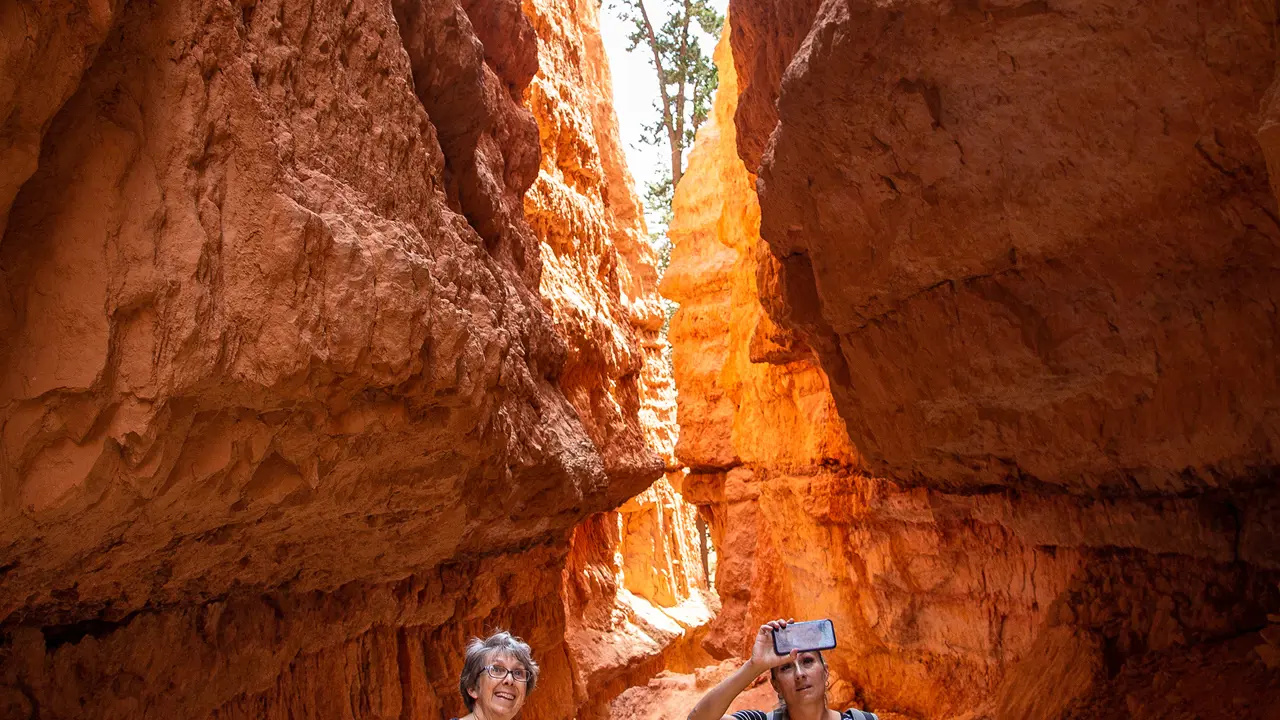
[453,630,539,720]
[687,619,878,720]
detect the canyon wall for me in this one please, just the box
[667,7,1280,719]
[741,0,1280,495]
[0,0,694,718]
[521,0,712,715]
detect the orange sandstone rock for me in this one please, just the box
[725,0,822,175]
[0,1,125,242]
[747,0,1280,495]
[667,9,1280,718]
[662,20,854,475]
[521,0,711,714]
[561,492,716,719]
[0,0,684,717]
[522,0,666,488]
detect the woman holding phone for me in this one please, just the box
[687,619,878,720]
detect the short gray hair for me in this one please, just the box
[458,630,540,710]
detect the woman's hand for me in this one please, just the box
[747,618,797,674]
[687,618,798,720]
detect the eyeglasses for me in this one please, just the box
[483,664,529,683]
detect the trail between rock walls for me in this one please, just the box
[611,659,791,720]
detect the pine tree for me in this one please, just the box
[609,1,721,376]
[610,0,722,196]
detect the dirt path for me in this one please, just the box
[609,659,779,720]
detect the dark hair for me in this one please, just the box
[769,650,829,714]
[458,630,540,711]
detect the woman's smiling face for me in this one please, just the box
[469,651,529,718]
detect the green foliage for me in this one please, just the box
[652,231,673,275]
[608,1,722,375]
[644,171,674,236]
[609,0,722,186]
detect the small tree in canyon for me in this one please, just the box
[609,0,722,372]
[610,0,722,234]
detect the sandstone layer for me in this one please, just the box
[725,0,821,175]
[562,481,716,720]
[666,10,1280,718]
[742,0,1280,495]
[1,1,126,242]
[521,0,712,714]
[0,0,687,717]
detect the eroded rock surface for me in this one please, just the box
[522,0,711,715]
[1,1,126,242]
[523,0,666,488]
[746,0,1280,494]
[0,0,687,717]
[666,9,1280,718]
[726,0,820,174]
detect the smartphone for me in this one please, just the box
[772,619,837,654]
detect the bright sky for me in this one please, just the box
[598,0,729,226]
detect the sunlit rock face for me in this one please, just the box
[665,15,871,705]
[562,481,714,720]
[521,0,710,716]
[662,14,854,479]
[523,0,664,490]
[667,8,1280,718]
[0,0,684,717]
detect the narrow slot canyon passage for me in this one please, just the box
[2,1,1280,719]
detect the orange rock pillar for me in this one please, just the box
[523,0,712,715]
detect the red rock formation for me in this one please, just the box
[561,487,715,719]
[520,0,713,714]
[726,0,821,174]
[665,14,868,699]
[746,0,1280,495]
[1,1,125,242]
[666,8,1280,718]
[0,0,689,717]
[522,0,662,488]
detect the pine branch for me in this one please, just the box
[632,0,680,183]
[671,0,691,185]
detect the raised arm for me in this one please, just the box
[687,619,797,720]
